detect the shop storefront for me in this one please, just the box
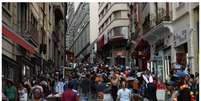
[2,55,19,82]
[2,24,36,81]
[112,50,127,66]
[133,39,151,71]
[143,22,173,81]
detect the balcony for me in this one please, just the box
[143,7,171,35]
[156,8,171,24]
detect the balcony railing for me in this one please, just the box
[143,8,171,34]
[156,8,170,24]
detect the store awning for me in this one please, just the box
[2,25,35,54]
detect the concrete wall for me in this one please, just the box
[99,3,128,28]
[90,3,99,44]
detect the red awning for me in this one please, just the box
[2,25,35,54]
[97,34,104,50]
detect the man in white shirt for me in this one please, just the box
[55,79,64,94]
[142,71,157,101]
[117,81,132,101]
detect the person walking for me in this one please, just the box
[17,82,28,101]
[96,80,105,100]
[111,73,119,101]
[71,76,78,90]
[31,86,47,101]
[117,81,132,101]
[142,70,157,101]
[80,74,90,97]
[103,83,113,101]
[61,82,79,101]
[4,80,17,101]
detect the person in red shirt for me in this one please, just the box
[61,82,79,101]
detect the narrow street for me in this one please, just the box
[2,2,199,101]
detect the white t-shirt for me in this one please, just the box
[117,88,131,101]
[55,81,64,94]
[18,88,28,101]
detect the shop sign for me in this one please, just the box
[175,29,188,46]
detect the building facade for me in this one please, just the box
[97,2,130,66]
[66,2,99,63]
[2,3,65,82]
[128,2,199,81]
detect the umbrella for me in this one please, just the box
[127,77,137,81]
[175,70,189,78]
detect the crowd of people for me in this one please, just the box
[2,63,199,101]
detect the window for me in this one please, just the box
[176,2,185,9]
[105,19,108,26]
[17,3,28,33]
[112,27,128,37]
[99,12,103,19]
[30,13,38,31]
[121,27,128,38]
[49,39,51,58]
[113,27,122,36]
[49,5,51,24]
[108,15,111,23]
[113,11,121,19]
[142,3,147,10]
[2,3,10,11]
[108,2,111,8]
[105,4,108,12]
[131,15,135,33]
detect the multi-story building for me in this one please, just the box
[97,3,129,65]
[52,3,65,70]
[128,2,199,81]
[171,3,199,75]
[66,2,99,63]
[65,2,77,63]
[2,3,65,81]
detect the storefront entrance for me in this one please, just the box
[115,56,125,66]
[176,43,188,69]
